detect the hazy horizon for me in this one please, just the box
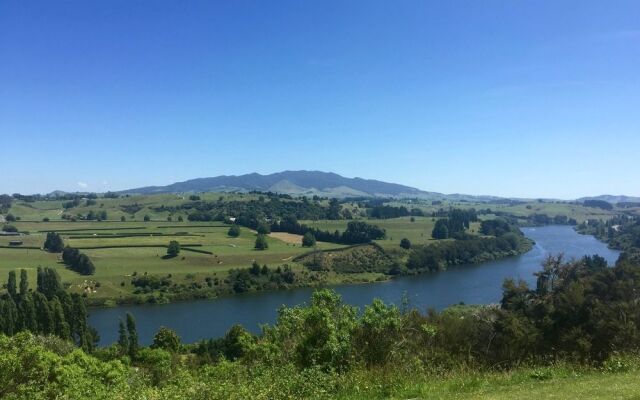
[2,1,639,198]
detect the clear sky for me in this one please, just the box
[1,1,639,198]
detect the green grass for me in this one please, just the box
[333,363,640,399]
[301,216,482,249]
[0,218,346,302]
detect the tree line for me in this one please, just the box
[0,268,97,351]
[431,208,478,239]
[270,216,386,245]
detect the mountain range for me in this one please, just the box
[119,170,498,201]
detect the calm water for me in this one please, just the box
[89,226,621,346]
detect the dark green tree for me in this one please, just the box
[152,326,181,352]
[7,270,17,298]
[17,295,37,332]
[118,318,128,353]
[255,234,269,250]
[50,296,71,340]
[302,232,316,247]
[126,313,139,358]
[256,221,271,235]
[228,225,241,237]
[432,219,449,239]
[43,232,64,252]
[19,269,28,296]
[33,292,53,334]
[250,261,261,275]
[36,267,62,299]
[400,238,412,249]
[167,241,180,257]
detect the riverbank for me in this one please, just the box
[88,225,620,346]
[85,234,534,308]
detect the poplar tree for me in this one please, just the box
[19,269,28,296]
[34,292,53,334]
[126,313,139,358]
[118,318,129,353]
[7,270,17,298]
[51,296,71,340]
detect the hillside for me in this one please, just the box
[119,170,441,198]
[577,194,640,204]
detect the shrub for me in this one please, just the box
[302,232,316,247]
[255,234,269,250]
[228,225,241,237]
[167,241,180,257]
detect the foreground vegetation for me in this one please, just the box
[1,194,640,398]
[2,332,640,399]
[3,243,640,398]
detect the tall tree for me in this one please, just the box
[19,269,28,296]
[126,313,139,358]
[50,296,71,340]
[255,234,269,250]
[33,292,53,334]
[18,294,37,332]
[43,232,64,252]
[118,318,128,353]
[432,219,449,239]
[7,270,17,298]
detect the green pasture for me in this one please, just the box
[0,218,343,301]
[301,216,481,249]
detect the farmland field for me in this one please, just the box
[301,216,482,249]
[0,192,623,305]
[0,218,345,303]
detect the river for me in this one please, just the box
[89,226,621,346]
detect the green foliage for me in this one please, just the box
[255,234,268,250]
[166,240,180,257]
[256,221,271,235]
[2,224,18,232]
[43,232,64,252]
[431,218,449,239]
[302,231,316,247]
[227,225,241,237]
[62,247,96,275]
[399,238,411,249]
[152,326,181,352]
[264,289,357,370]
[126,313,138,359]
[411,227,531,272]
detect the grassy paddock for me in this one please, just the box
[0,219,346,302]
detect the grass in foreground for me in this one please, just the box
[337,366,640,399]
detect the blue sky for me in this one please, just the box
[1,1,639,198]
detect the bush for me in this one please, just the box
[302,232,316,247]
[400,238,411,249]
[166,241,180,257]
[152,326,181,352]
[2,224,18,233]
[228,225,241,237]
[255,234,269,250]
